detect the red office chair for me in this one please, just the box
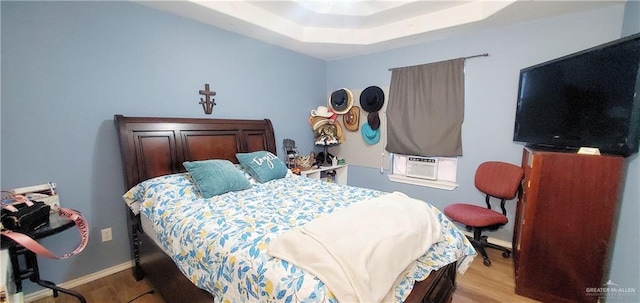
[444,161,523,266]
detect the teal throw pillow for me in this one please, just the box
[183,159,251,198]
[236,151,288,183]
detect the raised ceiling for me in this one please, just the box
[138,1,625,61]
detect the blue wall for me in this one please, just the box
[609,0,640,297]
[328,2,638,299]
[1,1,325,295]
[2,1,638,299]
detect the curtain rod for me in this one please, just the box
[388,53,489,71]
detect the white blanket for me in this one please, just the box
[267,192,443,303]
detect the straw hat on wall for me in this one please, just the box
[343,106,360,131]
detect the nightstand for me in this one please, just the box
[299,164,348,185]
[1,213,86,303]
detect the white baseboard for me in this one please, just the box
[462,231,513,249]
[23,261,134,303]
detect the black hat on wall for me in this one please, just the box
[330,88,353,114]
[359,86,385,112]
[367,112,380,130]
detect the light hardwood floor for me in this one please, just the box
[452,249,540,303]
[32,248,539,303]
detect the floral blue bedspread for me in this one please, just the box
[123,172,476,303]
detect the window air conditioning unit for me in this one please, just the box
[406,156,438,180]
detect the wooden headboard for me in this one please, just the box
[114,114,277,190]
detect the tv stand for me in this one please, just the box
[513,147,623,302]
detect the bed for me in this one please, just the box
[114,114,475,303]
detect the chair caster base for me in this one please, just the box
[502,251,511,258]
[483,258,492,266]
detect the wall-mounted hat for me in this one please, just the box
[309,116,325,129]
[367,112,380,130]
[343,106,360,131]
[360,86,385,113]
[310,105,334,118]
[335,120,346,143]
[330,88,353,115]
[312,118,333,132]
[361,123,380,145]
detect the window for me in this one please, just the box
[388,154,458,190]
[385,58,464,190]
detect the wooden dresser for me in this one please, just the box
[512,148,624,303]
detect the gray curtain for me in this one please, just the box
[386,58,464,157]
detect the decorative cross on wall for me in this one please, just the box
[199,84,217,115]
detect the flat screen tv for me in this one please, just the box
[513,33,640,157]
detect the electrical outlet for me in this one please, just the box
[101,228,112,242]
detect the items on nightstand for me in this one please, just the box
[314,151,334,167]
[323,170,337,183]
[1,211,88,303]
[1,192,89,259]
[10,183,59,210]
[295,154,313,171]
[283,139,298,169]
[1,190,89,303]
[1,199,50,232]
